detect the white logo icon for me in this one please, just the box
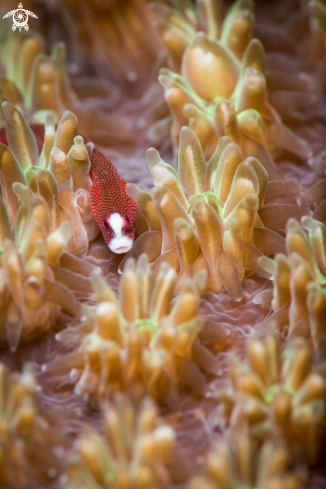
[2,3,38,32]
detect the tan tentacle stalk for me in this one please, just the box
[65,395,176,489]
[45,254,222,407]
[257,218,326,345]
[123,125,308,298]
[213,335,325,464]
[189,432,304,489]
[0,363,63,486]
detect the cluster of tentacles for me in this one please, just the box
[64,394,175,489]
[254,217,326,350]
[0,103,103,349]
[146,0,312,180]
[0,23,141,146]
[0,0,325,488]
[122,127,311,299]
[0,363,63,487]
[189,431,306,489]
[213,334,325,463]
[44,254,223,408]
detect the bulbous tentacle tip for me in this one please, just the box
[182,32,240,101]
[309,0,323,15]
[1,100,9,111]
[301,215,315,230]
[286,217,301,233]
[146,147,163,171]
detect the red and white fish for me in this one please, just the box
[89,146,136,253]
[0,124,136,253]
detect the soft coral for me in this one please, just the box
[0,123,136,253]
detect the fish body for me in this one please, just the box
[0,124,136,253]
[89,147,136,253]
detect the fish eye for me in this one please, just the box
[103,220,111,230]
[124,216,131,228]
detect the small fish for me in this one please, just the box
[0,124,136,253]
[89,147,136,253]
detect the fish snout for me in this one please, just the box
[106,212,133,254]
[109,236,133,254]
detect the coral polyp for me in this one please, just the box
[64,395,175,489]
[122,127,310,299]
[256,217,326,348]
[0,100,137,256]
[148,0,312,178]
[188,431,305,489]
[213,334,325,463]
[60,0,160,86]
[0,28,140,146]
[0,197,85,350]
[0,103,92,256]
[0,363,62,487]
[0,103,122,349]
[45,253,219,407]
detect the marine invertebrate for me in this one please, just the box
[0,29,137,146]
[0,204,84,350]
[122,127,311,298]
[188,430,305,489]
[213,335,325,463]
[0,103,90,257]
[0,106,108,349]
[0,30,78,119]
[44,254,219,407]
[255,217,326,346]
[60,0,160,86]
[151,0,254,72]
[0,362,62,487]
[0,88,137,350]
[148,1,311,171]
[64,394,175,489]
[156,47,310,167]
[0,102,136,255]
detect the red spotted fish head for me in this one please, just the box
[89,147,136,254]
